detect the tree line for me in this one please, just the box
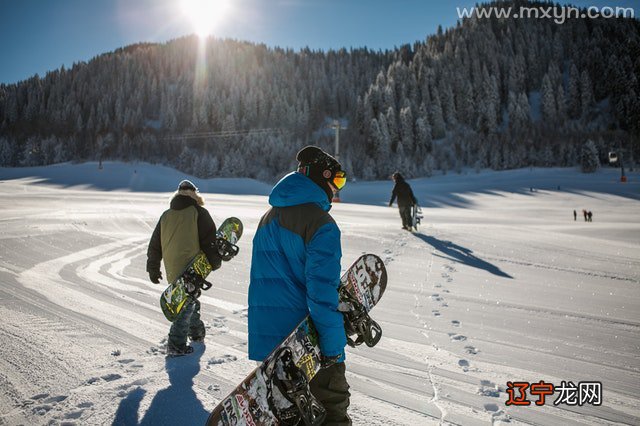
[1,1,638,181]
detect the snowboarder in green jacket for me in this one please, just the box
[146,180,222,356]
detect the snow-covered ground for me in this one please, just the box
[0,162,638,425]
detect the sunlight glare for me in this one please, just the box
[180,0,230,37]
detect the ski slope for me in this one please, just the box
[0,162,639,425]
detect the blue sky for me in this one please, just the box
[1,0,638,84]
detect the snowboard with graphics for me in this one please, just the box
[207,253,387,426]
[411,204,423,231]
[160,217,243,322]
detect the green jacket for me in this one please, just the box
[146,194,221,284]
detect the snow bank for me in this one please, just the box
[2,162,637,208]
[0,161,272,195]
[341,167,640,207]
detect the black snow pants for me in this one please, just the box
[399,205,412,229]
[309,362,351,425]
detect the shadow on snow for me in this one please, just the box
[112,344,209,426]
[412,232,513,279]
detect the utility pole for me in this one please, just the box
[331,120,341,162]
[619,140,627,183]
[330,120,346,202]
[609,143,627,183]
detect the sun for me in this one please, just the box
[180,0,230,38]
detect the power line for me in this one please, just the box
[161,128,289,142]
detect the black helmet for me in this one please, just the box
[296,146,345,201]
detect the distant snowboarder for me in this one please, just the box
[146,180,223,356]
[573,210,577,221]
[583,209,588,222]
[587,211,593,222]
[389,172,418,230]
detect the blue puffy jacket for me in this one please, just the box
[248,172,346,361]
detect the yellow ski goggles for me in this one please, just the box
[332,171,347,190]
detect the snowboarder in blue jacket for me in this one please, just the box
[249,145,351,425]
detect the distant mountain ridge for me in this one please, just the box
[0,0,638,180]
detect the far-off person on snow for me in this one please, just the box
[389,172,417,230]
[146,180,222,356]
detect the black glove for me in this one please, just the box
[320,354,341,369]
[149,270,162,284]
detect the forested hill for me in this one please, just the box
[0,39,394,181]
[1,1,638,181]
[351,1,640,178]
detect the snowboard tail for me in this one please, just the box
[411,204,423,231]
[160,217,243,322]
[207,253,387,426]
[338,254,386,347]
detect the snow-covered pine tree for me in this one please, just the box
[385,107,400,147]
[414,116,432,162]
[556,83,567,124]
[541,74,557,124]
[429,87,446,139]
[0,137,13,166]
[580,139,600,173]
[567,63,581,119]
[580,70,594,118]
[399,105,414,154]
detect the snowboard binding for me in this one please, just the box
[339,289,382,348]
[215,237,240,262]
[182,268,212,297]
[263,347,326,426]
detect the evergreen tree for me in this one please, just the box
[385,107,399,147]
[0,137,14,166]
[429,88,446,139]
[440,82,456,127]
[476,67,499,134]
[580,70,594,118]
[459,79,475,127]
[399,105,414,153]
[567,63,581,119]
[541,74,557,124]
[414,116,432,159]
[508,91,531,132]
[580,139,600,173]
[556,83,567,124]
